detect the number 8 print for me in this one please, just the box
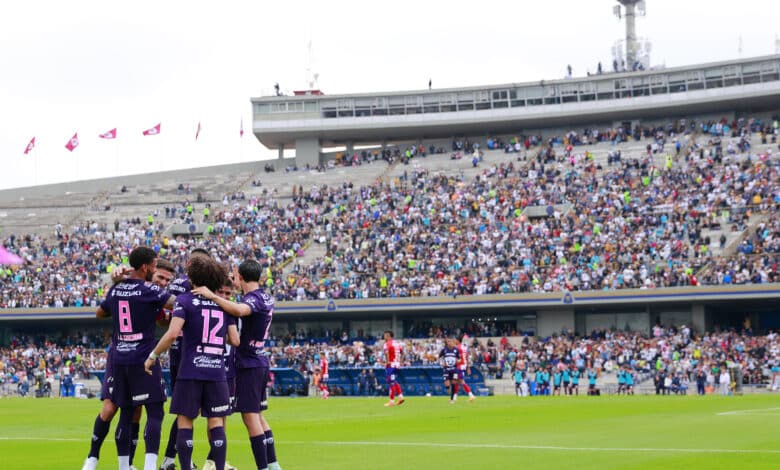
[118,301,133,333]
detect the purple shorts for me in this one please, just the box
[169,360,180,391]
[235,366,269,413]
[385,367,399,385]
[112,363,167,408]
[227,376,236,413]
[443,369,462,382]
[170,379,231,418]
[100,357,115,402]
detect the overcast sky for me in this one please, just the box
[0,0,777,190]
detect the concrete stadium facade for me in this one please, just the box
[2,285,778,341]
[252,54,780,168]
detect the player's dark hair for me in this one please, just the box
[129,247,157,270]
[384,330,394,338]
[238,259,263,283]
[156,258,175,273]
[187,255,225,292]
[190,247,210,257]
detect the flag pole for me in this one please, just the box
[33,148,38,186]
[75,143,80,183]
[115,138,119,178]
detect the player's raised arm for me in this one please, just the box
[144,317,185,375]
[191,286,251,317]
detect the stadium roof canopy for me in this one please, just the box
[251,54,780,166]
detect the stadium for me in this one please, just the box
[1,2,780,470]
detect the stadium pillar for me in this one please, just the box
[346,141,354,157]
[691,304,705,335]
[278,143,285,160]
[392,313,400,338]
[295,137,321,168]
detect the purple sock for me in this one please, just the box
[250,434,268,470]
[206,427,213,461]
[129,422,140,465]
[115,407,134,457]
[209,427,227,470]
[88,415,111,459]
[164,419,178,459]
[143,403,164,455]
[176,428,194,470]
[265,430,278,464]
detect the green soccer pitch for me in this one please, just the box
[1,394,778,469]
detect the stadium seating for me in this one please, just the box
[0,118,778,307]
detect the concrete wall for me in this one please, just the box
[0,160,268,203]
[295,137,321,168]
[536,309,575,337]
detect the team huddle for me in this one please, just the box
[81,247,282,470]
[79,247,483,470]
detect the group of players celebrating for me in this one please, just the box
[81,247,282,470]
[79,247,485,470]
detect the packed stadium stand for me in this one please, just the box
[1,54,779,397]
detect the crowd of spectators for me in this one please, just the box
[280,126,778,299]
[0,118,778,307]
[0,332,109,397]
[257,324,780,396]
[2,321,779,398]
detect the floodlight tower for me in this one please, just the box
[615,0,645,68]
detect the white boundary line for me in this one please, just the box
[284,440,780,454]
[716,407,780,416]
[1,436,777,455]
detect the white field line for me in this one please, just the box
[716,407,780,416]
[283,440,780,454]
[1,436,778,455]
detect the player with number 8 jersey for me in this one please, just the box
[96,247,175,470]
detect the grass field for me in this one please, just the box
[1,394,779,469]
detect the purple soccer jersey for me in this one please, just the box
[439,347,459,372]
[172,292,235,382]
[167,275,191,368]
[235,289,274,369]
[100,278,170,365]
[167,275,191,297]
[224,331,237,380]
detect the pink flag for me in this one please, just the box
[195,122,201,140]
[99,128,117,139]
[23,137,35,155]
[0,246,23,265]
[142,123,161,136]
[240,118,244,138]
[65,132,79,152]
